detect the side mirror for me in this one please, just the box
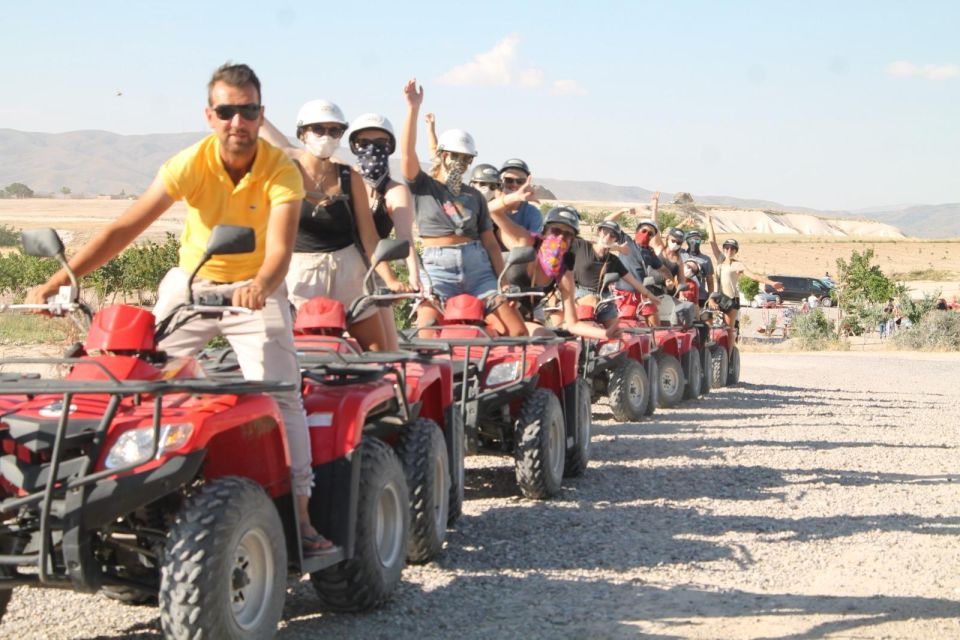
[677,283,690,292]
[371,238,410,265]
[504,246,536,268]
[601,272,621,289]
[205,225,256,257]
[21,229,65,258]
[643,276,656,288]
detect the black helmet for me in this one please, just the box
[542,205,581,235]
[666,227,685,244]
[470,163,501,186]
[596,220,624,242]
[685,230,703,242]
[722,238,740,251]
[499,158,531,176]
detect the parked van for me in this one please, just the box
[765,275,834,306]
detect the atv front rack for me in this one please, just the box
[0,356,293,590]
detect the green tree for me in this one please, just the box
[738,275,759,299]
[60,186,72,195]
[834,249,897,306]
[3,182,34,199]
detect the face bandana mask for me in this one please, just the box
[635,231,652,247]
[444,156,469,196]
[304,132,339,159]
[687,240,701,255]
[537,233,571,279]
[355,141,391,193]
[477,185,496,202]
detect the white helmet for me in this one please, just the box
[348,113,396,154]
[436,129,478,156]
[296,99,347,130]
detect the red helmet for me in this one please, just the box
[295,297,347,334]
[443,295,486,324]
[85,305,157,352]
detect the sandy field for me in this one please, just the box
[1,350,958,639]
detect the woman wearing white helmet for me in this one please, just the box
[400,79,526,336]
[347,112,420,348]
[260,100,411,351]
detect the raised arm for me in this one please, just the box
[705,210,722,262]
[650,191,660,226]
[604,207,635,223]
[26,176,173,303]
[489,174,537,249]
[401,79,424,182]
[259,116,300,158]
[424,112,438,159]
[742,266,784,291]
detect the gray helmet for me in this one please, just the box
[542,205,581,235]
[499,158,531,176]
[685,230,703,242]
[722,238,740,251]
[636,218,659,234]
[666,227,685,244]
[596,220,624,242]
[470,163,501,186]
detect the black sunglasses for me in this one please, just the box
[354,137,390,149]
[213,103,261,121]
[545,225,575,241]
[502,176,525,187]
[303,123,346,138]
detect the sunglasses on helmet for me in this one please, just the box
[213,103,262,121]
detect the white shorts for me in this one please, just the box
[286,246,376,322]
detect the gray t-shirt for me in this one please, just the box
[408,170,493,239]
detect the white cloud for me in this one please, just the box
[550,79,588,96]
[437,35,584,95]
[438,35,543,88]
[886,60,960,80]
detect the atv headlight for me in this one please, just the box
[104,423,194,470]
[485,360,522,387]
[598,340,622,357]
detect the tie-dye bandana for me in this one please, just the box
[537,233,571,280]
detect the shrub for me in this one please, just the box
[893,311,960,351]
[0,224,19,247]
[791,309,838,350]
[738,276,759,299]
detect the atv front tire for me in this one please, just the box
[564,378,592,477]
[608,358,649,422]
[396,419,450,564]
[514,388,565,499]
[656,353,685,408]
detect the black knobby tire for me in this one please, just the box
[396,418,450,564]
[683,348,703,400]
[727,346,741,386]
[443,405,465,526]
[514,388,565,499]
[564,379,592,478]
[159,477,287,640]
[311,438,409,612]
[644,356,658,417]
[711,345,729,388]
[608,358,649,422]
[655,353,685,408]
[700,346,713,396]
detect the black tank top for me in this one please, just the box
[372,198,393,240]
[294,162,356,253]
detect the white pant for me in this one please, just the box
[153,268,313,497]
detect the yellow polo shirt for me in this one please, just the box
[159,135,304,282]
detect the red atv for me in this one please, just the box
[708,315,741,388]
[287,238,462,564]
[403,247,590,500]
[0,227,412,637]
[576,281,657,423]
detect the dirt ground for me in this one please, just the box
[1,350,958,639]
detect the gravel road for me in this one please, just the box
[2,351,959,639]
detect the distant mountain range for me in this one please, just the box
[2,129,957,238]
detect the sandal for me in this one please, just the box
[302,532,336,557]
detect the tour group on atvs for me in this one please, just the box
[0,225,743,639]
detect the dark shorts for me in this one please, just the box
[711,293,740,313]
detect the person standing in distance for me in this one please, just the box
[26,62,329,555]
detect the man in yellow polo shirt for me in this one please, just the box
[27,62,328,554]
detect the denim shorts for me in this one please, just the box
[420,240,499,302]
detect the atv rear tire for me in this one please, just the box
[683,348,703,400]
[159,477,287,640]
[311,438,408,612]
[443,405,465,526]
[564,378,592,477]
[396,419,450,564]
[608,358,649,422]
[656,353,685,408]
[700,346,713,396]
[727,346,741,386]
[644,356,658,417]
[711,345,729,388]
[514,388,565,499]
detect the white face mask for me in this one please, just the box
[668,240,682,251]
[476,185,496,202]
[303,132,340,159]
[684,267,696,278]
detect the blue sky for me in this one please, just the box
[2,0,958,210]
